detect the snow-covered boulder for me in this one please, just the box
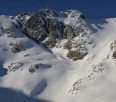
[3,27,16,38]
[8,62,23,72]
[29,63,51,73]
[9,41,24,53]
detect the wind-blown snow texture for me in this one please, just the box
[0,9,116,102]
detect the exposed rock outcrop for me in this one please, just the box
[67,50,87,61]
[8,62,23,72]
[29,63,51,73]
[3,27,16,38]
[14,8,88,60]
[9,41,24,53]
[15,8,85,46]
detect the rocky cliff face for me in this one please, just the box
[14,8,88,60]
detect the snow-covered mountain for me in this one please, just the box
[0,8,116,102]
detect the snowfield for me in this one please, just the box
[0,13,116,102]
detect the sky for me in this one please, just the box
[0,0,116,19]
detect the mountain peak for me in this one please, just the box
[66,9,85,19]
[14,8,86,52]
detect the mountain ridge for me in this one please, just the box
[0,8,116,102]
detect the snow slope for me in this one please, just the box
[0,14,116,102]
